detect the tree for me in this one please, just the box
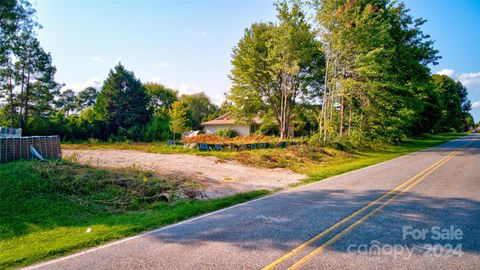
[57,89,77,116]
[144,83,178,116]
[0,0,39,128]
[77,86,98,110]
[315,0,439,143]
[169,100,190,140]
[180,92,218,130]
[228,0,324,138]
[94,63,151,137]
[431,74,472,131]
[21,40,60,132]
[0,0,59,132]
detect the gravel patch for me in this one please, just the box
[62,149,306,199]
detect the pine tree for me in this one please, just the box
[57,89,77,116]
[94,63,151,137]
[0,0,59,132]
[77,86,98,110]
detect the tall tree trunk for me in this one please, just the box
[19,66,26,129]
[24,73,30,133]
[280,85,287,139]
[279,74,291,139]
[8,63,15,128]
[321,57,330,144]
[348,103,352,135]
[329,58,338,127]
[339,96,344,137]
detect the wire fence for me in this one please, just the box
[0,136,61,163]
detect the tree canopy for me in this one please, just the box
[0,0,475,144]
[180,92,218,130]
[0,0,60,132]
[144,83,178,116]
[228,0,324,138]
[94,63,151,138]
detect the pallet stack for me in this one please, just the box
[0,135,61,163]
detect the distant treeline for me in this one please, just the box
[0,0,475,145]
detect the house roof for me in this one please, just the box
[202,113,263,125]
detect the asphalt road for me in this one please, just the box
[26,135,480,270]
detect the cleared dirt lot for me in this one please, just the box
[63,149,306,198]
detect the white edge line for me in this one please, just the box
[22,135,470,269]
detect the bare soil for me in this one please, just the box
[62,149,306,199]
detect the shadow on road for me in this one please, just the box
[149,186,480,254]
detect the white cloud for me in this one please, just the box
[435,69,455,77]
[177,82,203,95]
[92,55,125,64]
[63,78,102,92]
[472,101,480,109]
[156,61,170,68]
[457,72,480,88]
[434,69,480,93]
[211,94,225,106]
[91,55,107,63]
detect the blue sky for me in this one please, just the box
[34,0,480,121]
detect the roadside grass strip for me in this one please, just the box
[263,147,465,270]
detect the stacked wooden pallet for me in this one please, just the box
[0,136,61,163]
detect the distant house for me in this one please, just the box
[202,114,263,136]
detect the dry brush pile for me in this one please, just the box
[32,160,202,213]
[181,135,305,146]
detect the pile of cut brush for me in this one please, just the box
[32,160,201,213]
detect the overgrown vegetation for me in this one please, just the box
[33,160,201,210]
[227,0,475,145]
[0,160,268,268]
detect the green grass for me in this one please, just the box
[2,132,464,268]
[301,133,466,183]
[0,160,268,269]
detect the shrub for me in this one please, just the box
[256,119,279,136]
[214,127,239,138]
[142,116,172,142]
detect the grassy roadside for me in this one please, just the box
[300,133,465,183]
[0,161,268,269]
[1,133,464,268]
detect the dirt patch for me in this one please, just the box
[63,149,306,199]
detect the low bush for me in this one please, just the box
[214,128,239,138]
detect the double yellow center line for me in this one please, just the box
[262,150,460,270]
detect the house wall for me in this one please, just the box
[204,124,251,136]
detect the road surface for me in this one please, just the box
[26,135,480,270]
